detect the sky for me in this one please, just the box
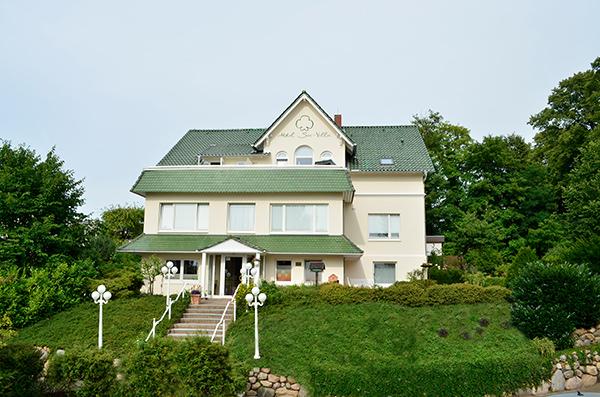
[1,1,599,217]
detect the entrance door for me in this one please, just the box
[224,256,242,295]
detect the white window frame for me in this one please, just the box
[165,259,200,281]
[275,151,288,165]
[373,262,396,286]
[368,213,400,240]
[159,203,209,232]
[270,204,329,234]
[320,151,333,161]
[275,260,293,284]
[294,145,313,165]
[227,203,256,233]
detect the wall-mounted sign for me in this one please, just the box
[279,115,331,139]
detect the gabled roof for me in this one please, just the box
[118,234,363,256]
[252,91,355,151]
[131,167,355,201]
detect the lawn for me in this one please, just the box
[227,302,550,396]
[10,295,186,356]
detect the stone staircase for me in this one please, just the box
[168,298,234,340]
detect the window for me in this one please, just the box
[320,151,333,161]
[380,158,394,165]
[160,204,208,231]
[295,145,313,165]
[228,204,255,232]
[271,204,328,233]
[374,262,396,285]
[182,260,198,280]
[368,214,400,239]
[276,151,288,165]
[276,260,292,282]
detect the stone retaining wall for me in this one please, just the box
[244,367,307,397]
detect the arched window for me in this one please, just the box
[320,151,333,161]
[275,151,288,165]
[295,146,313,165]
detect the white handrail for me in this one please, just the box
[145,282,189,342]
[210,283,242,345]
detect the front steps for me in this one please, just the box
[168,298,234,340]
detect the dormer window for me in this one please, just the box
[320,151,333,162]
[276,151,288,165]
[295,145,313,165]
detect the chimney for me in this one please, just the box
[334,114,342,127]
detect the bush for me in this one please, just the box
[46,348,117,397]
[239,282,511,310]
[126,337,242,396]
[511,262,600,349]
[0,343,43,397]
[465,248,504,274]
[309,350,551,397]
[0,260,97,327]
[464,271,506,287]
[89,268,144,299]
[428,267,465,284]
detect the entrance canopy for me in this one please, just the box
[201,239,261,254]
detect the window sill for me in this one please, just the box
[368,239,401,242]
[158,230,209,234]
[227,231,256,234]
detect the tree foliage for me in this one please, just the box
[0,142,85,269]
[101,204,144,243]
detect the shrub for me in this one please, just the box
[309,351,551,397]
[126,337,242,396]
[89,268,144,299]
[319,283,374,304]
[0,344,43,397]
[0,260,97,327]
[511,262,600,349]
[380,283,427,306]
[428,267,465,284]
[465,248,504,274]
[46,348,117,397]
[424,284,510,305]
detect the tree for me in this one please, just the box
[413,111,472,235]
[0,142,85,269]
[530,57,600,202]
[101,205,144,243]
[140,255,161,294]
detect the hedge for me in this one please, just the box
[0,344,43,397]
[309,349,551,397]
[256,282,511,308]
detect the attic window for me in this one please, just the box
[380,158,394,165]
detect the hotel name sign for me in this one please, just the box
[279,115,331,139]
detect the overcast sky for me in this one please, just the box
[1,1,599,216]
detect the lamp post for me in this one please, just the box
[161,261,178,318]
[245,286,267,359]
[91,285,112,349]
[242,255,261,286]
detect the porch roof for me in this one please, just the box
[118,234,363,256]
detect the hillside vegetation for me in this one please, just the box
[227,302,550,397]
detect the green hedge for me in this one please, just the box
[88,269,144,299]
[47,348,117,397]
[235,282,510,314]
[0,344,43,397]
[126,337,243,397]
[309,350,551,397]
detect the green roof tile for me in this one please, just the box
[118,234,363,255]
[131,168,354,195]
[155,125,433,173]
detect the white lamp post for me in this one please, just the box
[161,261,178,319]
[245,286,267,359]
[91,285,112,349]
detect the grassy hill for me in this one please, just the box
[227,302,550,397]
[10,295,186,356]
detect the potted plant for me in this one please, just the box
[191,285,201,304]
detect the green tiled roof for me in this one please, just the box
[156,126,433,173]
[118,234,363,255]
[158,129,264,166]
[131,168,354,196]
[345,126,435,173]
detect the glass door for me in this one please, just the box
[224,256,243,295]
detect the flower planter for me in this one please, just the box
[191,294,201,304]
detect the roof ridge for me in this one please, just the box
[187,128,266,132]
[343,125,416,128]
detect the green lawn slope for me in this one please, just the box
[10,295,186,356]
[227,302,550,397]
